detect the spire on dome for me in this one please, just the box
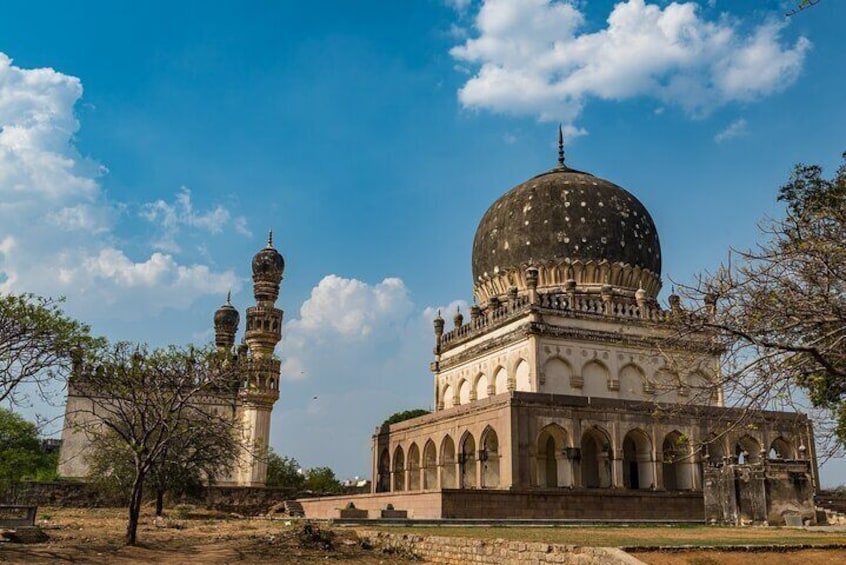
[267,229,274,248]
[557,124,565,167]
[226,289,232,304]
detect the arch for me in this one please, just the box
[407,443,421,491]
[622,428,654,490]
[537,423,572,487]
[474,373,489,400]
[580,426,612,488]
[458,379,472,405]
[769,437,795,461]
[582,360,610,397]
[377,448,391,492]
[442,384,454,409]
[480,426,500,488]
[460,431,477,489]
[440,435,457,488]
[392,446,405,492]
[542,357,572,394]
[493,366,508,395]
[619,364,645,400]
[687,371,713,405]
[514,359,531,391]
[422,440,438,489]
[652,369,679,401]
[704,434,727,466]
[736,434,762,465]
[662,431,694,490]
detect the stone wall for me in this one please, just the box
[298,491,442,519]
[357,530,646,565]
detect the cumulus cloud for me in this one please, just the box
[451,0,811,131]
[140,187,245,252]
[0,52,240,318]
[714,117,748,143]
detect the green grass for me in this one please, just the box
[364,525,846,548]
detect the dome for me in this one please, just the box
[252,231,285,280]
[214,299,240,330]
[472,162,661,301]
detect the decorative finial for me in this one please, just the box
[557,124,565,167]
[267,229,273,247]
[226,290,231,304]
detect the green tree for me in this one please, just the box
[670,152,846,454]
[0,408,56,498]
[265,449,305,489]
[0,293,101,406]
[303,466,343,494]
[381,409,430,428]
[73,342,243,545]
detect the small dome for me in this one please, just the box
[252,231,285,279]
[214,301,240,330]
[472,164,661,294]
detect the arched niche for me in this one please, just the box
[407,443,421,491]
[458,379,471,405]
[493,367,508,395]
[687,370,713,405]
[622,428,654,490]
[542,358,572,395]
[480,427,500,488]
[537,423,572,488]
[442,384,454,409]
[474,373,489,400]
[619,364,646,400]
[514,359,531,391]
[581,427,612,488]
[582,360,610,397]
[653,369,679,402]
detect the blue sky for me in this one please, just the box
[1,0,844,484]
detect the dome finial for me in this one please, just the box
[557,124,565,167]
[267,229,274,248]
[226,289,231,304]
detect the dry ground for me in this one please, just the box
[635,549,846,565]
[0,507,415,564]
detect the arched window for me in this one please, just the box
[622,429,654,490]
[769,437,795,461]
[480,427,500,488]
[537,424,572,487]
[423,440,438,489]
[581,427,612,488]
[460,432,476,489]
[440,435,457,488]
[736,435,762,465]
[377,448,391,492]
[407,443,421,491]
[392,446,405,492]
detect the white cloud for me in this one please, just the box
[714,117,748,142]
[451,0,810,130]
[0,52,240,319]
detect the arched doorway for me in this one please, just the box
[537,424,571,487]
[460,432,476,488]
[440,435,457,488]
[407,443,421,491]
[480,427,500,488]
[623,429,654,490]
[581,427,611,488]
[392,446,405,491]
[377,448,390,492]
[422,440,438,489]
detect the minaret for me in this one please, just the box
[238,230,284,486]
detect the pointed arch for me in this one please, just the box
[580,426,612,488]
[458,379,472,405]
[392,445,405,492]
[377,448,390,492]
[619,364,646,400]
[440,435,457,488]
[460,431,477,489]
[474,372,489,400]
[769,437,795,461]
[582,360,610,397]
[663,431,694,490]
[407,442,421,491]
[480,426,500,488]
[537,423,572,487]
[442,383,454,409]
[542,357,572,394]
[422,439,438,489]
[513,358,531,391]
[493,366,508,395]
[736,434,762,465]
[622,428,654,490]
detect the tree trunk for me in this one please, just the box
[126,474,145,546]
[155,488,164,517]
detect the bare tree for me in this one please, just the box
[0,293,99,406]
[73,342,243,545]
[665,152,845,459]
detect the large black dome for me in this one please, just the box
[472,166,661,284]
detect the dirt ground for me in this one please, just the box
[635,549,846,565]
[0,507,415,564]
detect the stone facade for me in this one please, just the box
[57,234,285,487]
